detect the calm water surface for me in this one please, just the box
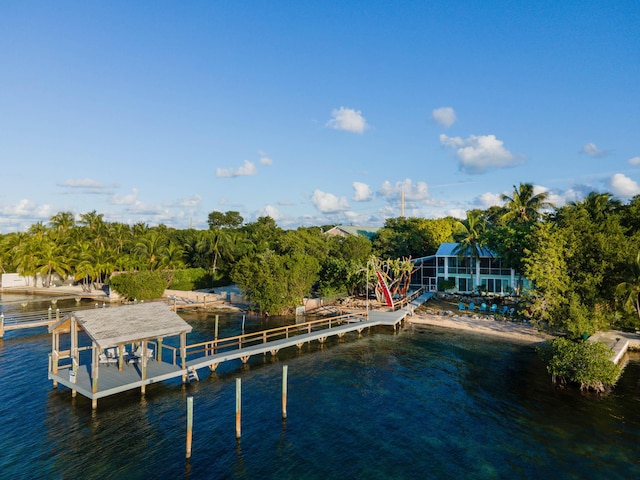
[1,294,639,479]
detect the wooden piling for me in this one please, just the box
[235,378,242,439]
[56,308,60,322]
[186,395,194,459]
[0,313,4,339]
[282,365,288,420]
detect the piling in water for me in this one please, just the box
[282,365,288,420]
[236,378,242,439]
[186,395,193,459]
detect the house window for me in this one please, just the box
[486,278,502,293]
[458,277,469,292]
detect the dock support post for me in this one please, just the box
[48,306,52,323]
[282,365,288,420]
[0,313,4,339]
[141,344,147,395]
[180,332,187,383]
[186,395,194,460]
[235,378,242,439]
[214,315,219,354]
[56,308,60,322]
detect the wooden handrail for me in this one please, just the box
[184,313,364,360]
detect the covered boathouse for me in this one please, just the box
[48,302,192,409]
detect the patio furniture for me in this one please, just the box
[480,303,487,313]
[490,304,498,314]
[458,302,466,311]
[99,352,118,366]
[469,302,476,311]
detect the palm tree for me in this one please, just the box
[36,239,70,287]
[12,235,41,286]
[616,250,640,324]
[71,240,97,291]
[574,192,622,222]
[453,210,487,293]
[48,211,76,234]
[500,183,553,225]
[196,229,232,275]
[134,231,168,270]
[158,242,186,271]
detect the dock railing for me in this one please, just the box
[183,312,364,363]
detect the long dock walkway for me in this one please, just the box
[186,310,406,371]
[47,310,410,406]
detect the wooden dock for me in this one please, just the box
[47,309,410,407]
[0,303,110,338]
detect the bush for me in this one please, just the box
[168,268,214,291]
[109,271,166,301]
[537,337,621,393]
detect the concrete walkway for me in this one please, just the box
[589,330,640,364]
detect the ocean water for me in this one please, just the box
[1,294,639,479]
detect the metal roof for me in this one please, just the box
[435,242,495,257]
[49,302,192,348]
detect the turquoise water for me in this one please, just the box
[1,295,640,479]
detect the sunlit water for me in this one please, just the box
[1,294,640,479]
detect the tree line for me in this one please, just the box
[2,184,640,337]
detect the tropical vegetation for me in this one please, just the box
[2,184,640,334]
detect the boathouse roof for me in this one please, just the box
[49,302,192,348]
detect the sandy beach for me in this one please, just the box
[407,310,553,344]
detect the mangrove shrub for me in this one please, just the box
[538,337,621,393]
[109,271,166,301]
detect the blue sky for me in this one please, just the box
[1,1,639,232]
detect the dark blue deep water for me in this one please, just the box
[1,294,640,479]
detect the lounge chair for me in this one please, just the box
[469,302,476,311]
[500,306,508,315]
[99,352,118,366]
[490,304,498,314]
[480,303,487,313]
[508,307,515,316]
[458,302,466,311]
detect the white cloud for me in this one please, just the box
[311,189,350,213]
[581,142,606,158]
[379,178,431,202]
[216,160,257,178]
[607,173,640,198]
[432,107,456,128]
[352,182,373,201]
[109,188,139,205]
[326,107,368,133]
[258,205,282,220]
[258,151,273,166]
[628,156,640,165]
[57,178,106,188]
[165,195,202,208]
[447,208,467,219]
[476,192,503,208]
[440,133,517,174]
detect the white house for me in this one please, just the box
[410,242,528,295]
